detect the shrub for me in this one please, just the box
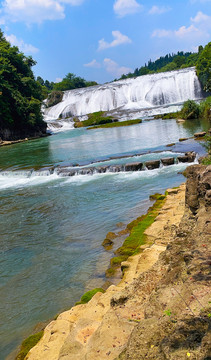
[180,100,200,120]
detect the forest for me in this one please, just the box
[118,42,211,93]
[0,26,210,141]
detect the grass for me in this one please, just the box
[16,331,44,360]
[88,119,142,129]
[106,193,167,277]
[201,155,211,165]
[74,111,114,128]
[75,288,105,306]
[154,112,179,120]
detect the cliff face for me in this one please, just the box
[118,164,211,360]
[0,123,47,142]
[26,165,211,360]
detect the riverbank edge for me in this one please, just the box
[0,134,50,147]
[21,182,187,360]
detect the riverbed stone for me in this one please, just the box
[161,157,175,166]
[145,160,160,170]
[177,151,196,163]
[124,162,143,172]
[194,131,206,138]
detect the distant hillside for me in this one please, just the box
[118,42,211,93]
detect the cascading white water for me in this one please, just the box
[44,67,202,128]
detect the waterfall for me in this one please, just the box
[44,67,203,127]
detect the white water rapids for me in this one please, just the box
[44,67,202,131]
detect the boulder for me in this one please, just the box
[194,131,206,138]
[145,160,160,170]
[185,151,196,162]
[177,152,196,163]
[124,162,143,172]
[161,157,175,166]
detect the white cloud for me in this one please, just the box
[5,34,39,54]
[149,5,171,15]
[152,29,173,38]
[191,11,211,23]
[174,24,204,38]
[55,77,62,82]
[103,58,132,77]
[98,30,132,51]
[152,11,211,41]
[0,0,84,24]
[113,0,143,17]
[84,59,101,68]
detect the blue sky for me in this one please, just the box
[0,0,210,83]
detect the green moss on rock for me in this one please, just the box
[16,331,44,360]
[106,193,167,277]
[75,288,105,306]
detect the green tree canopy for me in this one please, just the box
[196,42,211,93]
[0,29,46,140]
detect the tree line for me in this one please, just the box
[37,73,98,99]
[117,42,211,93]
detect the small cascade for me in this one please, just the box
[54,151,196,176]
[44,67,203,125]
[0,152,197,180]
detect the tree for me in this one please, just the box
[196,42,211,92]
[0,29,46,140]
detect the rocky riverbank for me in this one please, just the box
[23,164,210,360]
[0,134,49,147]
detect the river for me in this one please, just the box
[0,118,208,359]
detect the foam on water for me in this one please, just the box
[0,172,60,190]
[44,67,202,132]
[0,159,196,190]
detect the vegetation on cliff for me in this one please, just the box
[155,97,211,121]
[38,72,98,101]
[16,331,44,360]
[118,41,211,94]
[0,30,46,140]
[196,42,211,93]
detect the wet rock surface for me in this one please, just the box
[161,157,175,166]
[145,160,160,170]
